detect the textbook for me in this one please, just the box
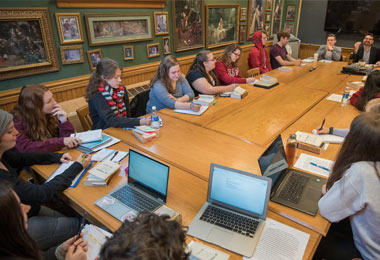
[81,224,112,260]
[83,160,120,186]
[70,129,102,143]
[193,95,215,106]
[77,134,120,153]
[230,86,248,99]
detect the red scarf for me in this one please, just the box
[98,83,127,117]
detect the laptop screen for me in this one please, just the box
[128,149,169,202]
[208,164,271,219]
[258,135,289,188]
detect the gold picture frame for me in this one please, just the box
[147,43,160,58]
[163,37,171,54]
[55,13,84,44]
[0,8,59,80]
[123,45,134,61]
[154,11,169,36]
[240,8,247,21]
[87,49,103,71]
[60,45,84,65]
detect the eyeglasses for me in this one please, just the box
[364,37,374,41]
[232,52,241,57]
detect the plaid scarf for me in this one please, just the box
[98,83,127,117]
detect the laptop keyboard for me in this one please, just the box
[110,185,161,212]
[279,172,309,204]
[200,205,259,238]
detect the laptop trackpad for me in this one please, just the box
[306,188,322,200]
[207,227,233,245]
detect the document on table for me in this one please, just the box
[46,161,74,182]
[326,93,342,102]
[243,218,309,260]
[70,129,102,143]
[174,105,208,115]
[187,241,230,260]
[294,153,334,177]
[82,224,112,260]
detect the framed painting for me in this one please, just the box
[85,13,153,46]
[265,0,273,10]
[284,23,294,34]
[55,13,84,44]
[0,8,59,81]
[123,45,134,61]
[239,25,246,43]
[264,24,271,38]
[163,37,171,54]
[271,0,284,36]
[87,49,103,71]
[265,12,272,23]
[60,45,84,65]
[247,0,266,40]
[240,8,247,22]
[206,5,240,49]
[172,0,204,52]
[154,12,169,35]
[285,5,296,21]
[147,43,160,58]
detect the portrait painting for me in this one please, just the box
[163,37,171,54]
[172,0,204,52]
[154,12,169,35]
[265,12,272,23]
[284,23,294,34]
[271,0,284,36]
[60,45,84,65]
[206,5,239,49]
[55,13,84,44]
[87,49,103,71]
[247,0,266,39]
[123,45,134,60]
[240,8,247,22]
[239,25,246,43]
[147,43,160,58]
[264,24,271,37]
[286,5,296,21]
[266,0,273,10]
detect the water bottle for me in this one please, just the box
[341,86,350,107]
[151,106,160,129]
[286,134,297,167]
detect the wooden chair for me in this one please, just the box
[247,67,260,77]
[76,105,93,131]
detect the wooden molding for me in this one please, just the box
[56,0,167,9]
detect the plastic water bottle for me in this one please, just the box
[341,86,349,107]
[151,106,160,129]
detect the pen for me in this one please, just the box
[310,162,330,172]
[110,151,119,161]
[81,154,86,163]
[319,118,326,130]
[76,211,87,240]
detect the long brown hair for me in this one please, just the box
[355,70,380,111]
[217,44,242,68]
[0,182,41,260]
[86,58,121,101]
[12,85,59,141]
[188,50,219,86]
[327,112,380,190]
[150,55,180,94]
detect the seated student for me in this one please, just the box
[214,44,256,85]
[0,182,88,260]
[99,211,189,260]
[350,70,380,111]
[146,55,200,114]
[248,30,272,74]
[12,84,81,153]
[351,33,380,65]
[314,112,380,260]
[186,50,236,96]
[316,34,342,61]
[0,109,91,258]
[85,58,150,130]
[270,31,301,69]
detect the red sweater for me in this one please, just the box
[214,61,246,85]
[350,87,380,106]
[248,47,272,74]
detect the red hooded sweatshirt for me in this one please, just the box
[248,30,272,74]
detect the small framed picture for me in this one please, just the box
[154,11,169,35]
[286,5,296,21]
[147,43,160,58]
[239,25,246,43]
[265,0,273,10]
[60,45,84,65]
[87,49,103,71]
[163,37,171,55]
[240,8,247,21]
[55,13,84,44]
[265,12,272,23]
[264,24,271,38]
[123,46,134,60]
[284,23,294,34]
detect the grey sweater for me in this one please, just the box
[316,45,342,61]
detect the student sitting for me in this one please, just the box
[85,58,150,130]
[248,30,272,74]
[351,33,380,65]
[0,109,91,259]
[12,84,81,153]
[270,31,301,69]
[186,50,236,96]
[316,34,342,61]
[214,44,256,85]
[314,112,380,260]
[0,182,88,260]
[99,211,189,260]
[146,55,200,113]
[350,70,380,111]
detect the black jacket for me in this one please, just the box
[352,45,380,64]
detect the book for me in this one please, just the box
[46,161,92,188]
[81,224,112,260]
[174,105,208,115]
[231,86,248,99]
[193,95,215,106]
[77,134,120,153]
[83,160,120,186]
[70,129,102,143]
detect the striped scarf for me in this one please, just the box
[98,83,127,117]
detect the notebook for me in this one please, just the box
[188,163,272,257]
[95,149,169,222]
[258,135,327,216]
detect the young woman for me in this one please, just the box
[12,84,81,153]
[350,70,380,111]
[214,44,256,86]
[0,182,87,260]
[146,55,199,114]
[0,109,91,258]
[85,58,150,130]
[186,50,236,96]
[315,112,380,260]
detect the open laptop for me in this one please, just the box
[188,163,272,257]
[95,149,169,222]
[258,135,327,216]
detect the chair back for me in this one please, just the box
[76,105,93,131]
[247,67,260,77]
[130,89,151,117]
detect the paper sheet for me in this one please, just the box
[70,129,102,143]
[46,161,74,182]
[326,93,342,103]
[319,59,333,63]
[174,105,208,115]
[82,224,112,260]
[187,241,230,260]
[302,58,314,63]
[244,218,309,260]
[294,153,334,177]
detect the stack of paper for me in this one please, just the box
[77,134,120,153]
[193,95,215,106]
[92,149,129,162]
[187,241,230,260]
[70,129,102,143]
[294,153,334,177]
[83,160,120,186]
[296,131,344,146]
[302,57,314,63]
[174,105,208,115]
[81,224,112,260]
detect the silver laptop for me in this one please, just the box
[95,149,169,222]
[188,163,272,257]
[258,135,327,216]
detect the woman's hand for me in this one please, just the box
[228,84,238,92]
[315,126,329,135]
[62,234,88,253]
[64,137,82,148]
[167,93,177,101]
[65,245,87,260]
[322,184,327,195]
[60,153,72,163]
[246,77,256,84]
[139,117,151,126]
[52,104,68,123]
[190,103,201,112]
[76,154,92,169]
